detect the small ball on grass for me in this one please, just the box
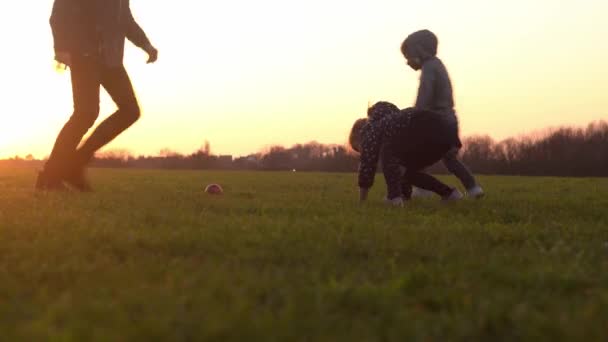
[204,183,223,195]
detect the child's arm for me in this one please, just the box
[357,125,383,199]
[415,66,436,111]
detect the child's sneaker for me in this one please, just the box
[412,187,434,198]
[442,188,464,202]
[384,196,405,207]
[467,185,485,199]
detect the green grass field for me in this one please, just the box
[1,167,607,341]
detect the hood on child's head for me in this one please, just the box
[367,101,400,122]
[402,29,438,60]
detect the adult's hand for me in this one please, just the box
[55,51,71,67]
[144,44,158,64]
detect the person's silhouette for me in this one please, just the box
[401,30,484,199]
[37,0,158,191]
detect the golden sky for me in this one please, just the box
[1,0,607,158]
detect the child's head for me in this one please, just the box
[367,101,400,121]
[401,29,438,70]
[350,102,400,152]
[349,118,369,153]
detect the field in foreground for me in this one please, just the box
[0,167,607,341]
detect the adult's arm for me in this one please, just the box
[125,6,152,50]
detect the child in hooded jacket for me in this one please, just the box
[399,29,484,198]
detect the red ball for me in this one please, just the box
[205,183,223,195]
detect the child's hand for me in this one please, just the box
[359,188,369,202]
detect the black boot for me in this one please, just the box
[35,169,67,191]
[63,152,93,192]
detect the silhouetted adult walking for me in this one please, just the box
[38,0,158,191]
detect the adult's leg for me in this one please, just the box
[442,148,477,190]
[76,65,140,163]
[401,139,455,198]
[39,56,101,189]
[395,166,413,200]
[401,178,413,200]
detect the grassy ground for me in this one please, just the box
[0,167,607,341]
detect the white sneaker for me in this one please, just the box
[467,185,485,199]
[442,189,464,202]
[384,196,405,207]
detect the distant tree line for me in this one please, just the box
[455,121,608,177]
[88,141,359,172]
[2,121,607,177]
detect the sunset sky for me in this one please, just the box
[1,0,607,159]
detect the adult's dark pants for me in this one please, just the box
[395,113,456,199]
[45,55,140,176]
[400,143,454,199]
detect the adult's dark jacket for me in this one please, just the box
[50,0,151,66]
